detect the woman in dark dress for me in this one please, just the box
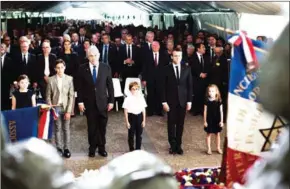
[12,75,36,109]
[203,84,223,155]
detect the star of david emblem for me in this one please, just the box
[259,116,287,152]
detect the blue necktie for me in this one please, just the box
[93,66,97,84]
[103,45,108,64]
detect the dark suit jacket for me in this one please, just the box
[191,53,211,79]
[209,54,228,86]
[1,54,15,90]
[98,43,118,74]
[142,51,169,83]
[13,52,37,83]
[72,43,81,53]
[36,53,57,83]
[77,47,89,65]
[76,63,114,112]
[118,44,141,77]
[161,64,193,108]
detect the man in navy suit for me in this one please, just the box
[77,46,114,158]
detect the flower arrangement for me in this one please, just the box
[175,167,226,189]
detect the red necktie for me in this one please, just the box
[154,53,157,67]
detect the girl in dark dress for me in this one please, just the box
[204,84,223,155]
[12,75,36,110]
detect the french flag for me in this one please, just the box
[38,108,58,139]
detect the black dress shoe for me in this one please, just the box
[176,148,184,155]
[63,149,71,158]
[169,148,176,155]
[98,150,108,157]
[88,151,95,157]
[57,148,63,156]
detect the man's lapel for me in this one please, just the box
[53,75,59,93]
[85,64,95,85]
[180,64,186,81]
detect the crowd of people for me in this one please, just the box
[1,20,234,158]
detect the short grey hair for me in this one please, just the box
[87,45,100,56]
[187,44,195,49]
[146,31,154,37]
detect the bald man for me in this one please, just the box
[76,46,114,158]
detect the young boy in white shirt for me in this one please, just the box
[122,82,147,151]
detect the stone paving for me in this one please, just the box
[63,111,226,176]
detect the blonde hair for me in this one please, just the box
[206,84,222,102]
[129,82,139,90]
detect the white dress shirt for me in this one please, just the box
[56,75,63,105]
[22,52,28,64]
[44,56,50,76]
[153,52,159,65]
[7,45,10,53]
[148,42,151,50]
[122,94,147,115]
[1,53,6,68]
[172,63,181,79]
[126,44,133,59]
[89,62,99,76]
[196,52,203,63]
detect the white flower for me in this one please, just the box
[184,181,193,186]
[206,177,212,183]
[182,175,192,182]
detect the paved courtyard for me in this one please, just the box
[63,111,226,176]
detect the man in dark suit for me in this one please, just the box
[36,41,57,99]
[210,46,230,122]
[77,46,114,158]
[209,46,228,92]
[1,43,15,110]
[13,41,37,84]
[191,43,211,116]
[142,41,168,116]
[141,31,154,55]
[118,34,140,90]
[71,32,81,52]
[99,33,118,78]
[79,27,88,44]
[206,35,217,64]
[161,48,193,155]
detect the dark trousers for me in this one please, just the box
[39,80,47,100]
[167,105,186,150]
[128,113,143,151]
[85,104,108,152]
[147,80,162,114]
